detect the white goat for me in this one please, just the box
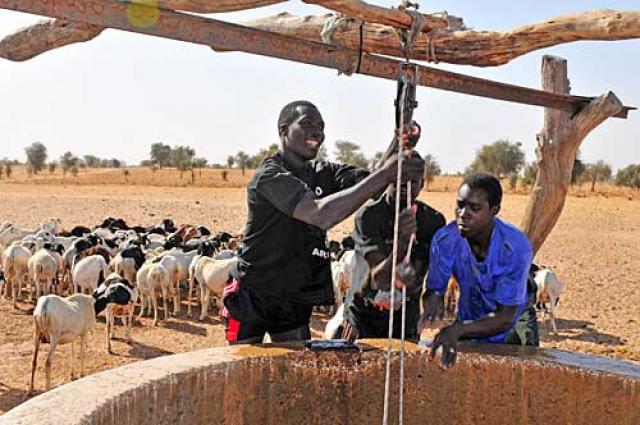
[324,303,345,340]
[72,255,109,294]
[28,284,131,393]
[1,244,31,306]
[153,255,181,316]
[331,250,356,308]
[136,262,171,326]
[111,254,137,286]
[534,268,564,334]
[198,257,239,321]
[28,248,59,299]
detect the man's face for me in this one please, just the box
[455,184,498,239]
[282,105,325,161]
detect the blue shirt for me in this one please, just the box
[426,218,533,343]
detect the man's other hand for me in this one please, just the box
[429,322,461,370]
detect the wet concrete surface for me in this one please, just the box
[1,339,639,424]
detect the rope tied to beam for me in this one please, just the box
[395,6,425,61]
[321,14,365,76]
[422,10,451,63]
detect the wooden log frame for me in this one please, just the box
[1,5,639,67]
[521,55,624,253]
[245,10,640,66]
[0,0,634,118]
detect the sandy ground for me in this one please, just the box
[0,183,638,415]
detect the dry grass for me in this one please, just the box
[2,166,254,188]
[4,166,639,200]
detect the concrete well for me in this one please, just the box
[2,340,639,424]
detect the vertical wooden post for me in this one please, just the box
[521,55,624,253]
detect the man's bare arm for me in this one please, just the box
[292,155,423,230]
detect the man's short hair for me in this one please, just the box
[462,172,502,207]
[277,100,318,134]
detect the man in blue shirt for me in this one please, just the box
[419,172,538,369]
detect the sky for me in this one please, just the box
[0,1,638,173]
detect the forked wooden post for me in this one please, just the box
[521,55,625,253]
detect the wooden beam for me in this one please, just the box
[0,19,103,62]
[136,0,463,31]
[0,0,633,118]
[246,10,640,66]
[302,0,464,31]
[155,0,281,14]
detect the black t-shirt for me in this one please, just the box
[349,194,446,302]
[238,153,369,306]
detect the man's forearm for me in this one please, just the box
[294,170,389,230]
[370,242,410,291]
[450,307,517,340]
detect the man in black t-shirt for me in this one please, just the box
[341,157,446,341]
[222,100,425,344]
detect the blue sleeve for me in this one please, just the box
[426,229,455,293]
[494,240,532,306]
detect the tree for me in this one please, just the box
[108,158,123,168]
[60,151,79,175]
[235,151,250,176]
[316,145,328,161]
[423,154,441,189]
[193,157,208,178]
[83,155,101,168]
[571,155,586,185]
[334,140,368,169]
[226,155,235,169]
[48,161,58,174]
[583,160,612,192]
[150,143,172,168]
[522,162,538,187]
[369,151,383,170]
[251,143,279,167]
[24,142,47,174]
[169,146,195,168]
[5,163,12,178]
[615,164,640,191]
[466,139,525,177]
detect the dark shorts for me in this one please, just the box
[504,305,540,347]
[222,279,312,344]
[346,295,421,340]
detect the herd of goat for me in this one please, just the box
[0,217,356,392]
[0,217,563,393]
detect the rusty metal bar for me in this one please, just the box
[0,0,633,118]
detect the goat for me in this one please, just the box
[136,262,171,326]
[97,273,138,353]
[72,255,109,294]
[1,243,31,306]
[198,257,239,321]
[186,241,216,317]
[534,268,564,334]
[27,248,59,299]
[29,284,132,393]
